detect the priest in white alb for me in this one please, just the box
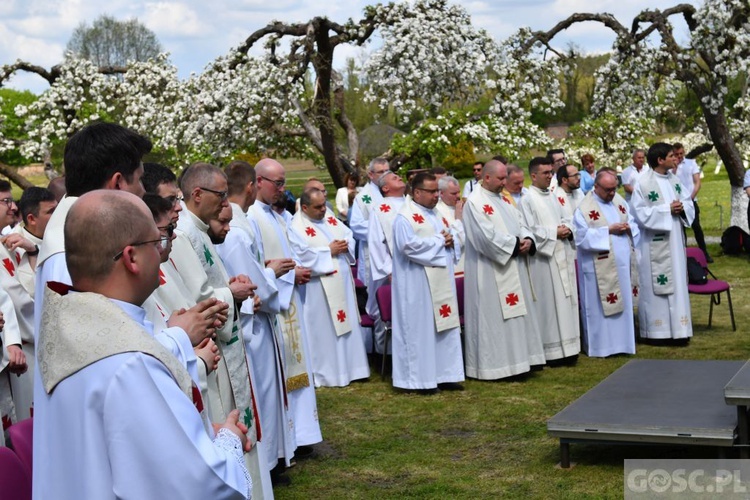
[574,168,640,357]
[631,142,694,340]
[34,191,251,499]
[519,157,581,363]
[349,157,390,352]
[391,172,464,392]
[436,176,466,277]
[289,189,370,387]
[463,160,545,379]
[249,158,323,453]
[216,160,297,480]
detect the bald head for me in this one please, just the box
[255,158,287,205]
[65,190,155,285]
[47,176,67,202]
[255,158,284,177]
[482,159,505,177]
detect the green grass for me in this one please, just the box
[275,169,750,499]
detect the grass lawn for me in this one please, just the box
[275,168,750,499]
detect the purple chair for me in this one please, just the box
[455,277,465,328]
[0,447,31,500]
[686,247,735,331]
[7,417,33,475]
[376,285,393,380]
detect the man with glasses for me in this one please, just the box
[249,158,323,461]
[0,179,27,434]
[217,160,297,486]
[143,162,184,224]
[463,160,545,380]
[172,162,270,499]
[391,173,464,393]
[556,164,584,219]
[34,190,252,499]
[1,186,58,422]
[574,168,639,357]
[520,157,581,365]
[631,142,694,342]
[462,162,484,200]
[349,157,391,353]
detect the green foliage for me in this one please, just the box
[442,141,476,178]
[0,89,37,166]
[66,15,163,67]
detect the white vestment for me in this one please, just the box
[289,210,370,387]
[33,296,250,500]
[435,199,466,276]
[349,181,384,352]
[391,202,464,390]
[249,201,322,448]
[0,241,34,421]
[632,169,694,339]
[176,209,270,500]
[621,164,651,203]
[463,188,546,379]
[574,193,640,356]
[366,196,404,354]
[519,186,581,360]
[218,202,295,470]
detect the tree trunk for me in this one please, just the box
[730,185,748,230]
[701,104,744,187]
[0,163,35,190]
[310,24,346,189]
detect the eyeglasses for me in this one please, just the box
[157,222,175,238]
[372,169,391,178]
[595,184,617,193]
[113,236,169,261]
[0,198,15,208]
[165,195,184,206]
[199,187,228,201]
[258,175,286,189]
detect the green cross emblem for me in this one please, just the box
[362,194,372,204]
[648,191,659,202]
[656,274,668,285]
[674,183,682,194]
[203,244,214,266]
[243,407,253,427]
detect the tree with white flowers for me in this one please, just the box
[522,0,750,224]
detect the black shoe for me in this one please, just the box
[706,254,714,263]
[438,382,465,391]
[294,445,315,459]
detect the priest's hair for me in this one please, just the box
[180,162,225,201]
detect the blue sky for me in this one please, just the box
[1,0,698,93]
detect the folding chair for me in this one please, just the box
[7,417,33,475]
[686,247,736,331]
[0,447,31,500]
[376,285,392,380]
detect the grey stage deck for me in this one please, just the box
[724,361,750,459]
[548,359,744,466]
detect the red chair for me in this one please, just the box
[0,447,31,500]
[7,417,33,475]
[686,247,735,331]
[376,285,393,380]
